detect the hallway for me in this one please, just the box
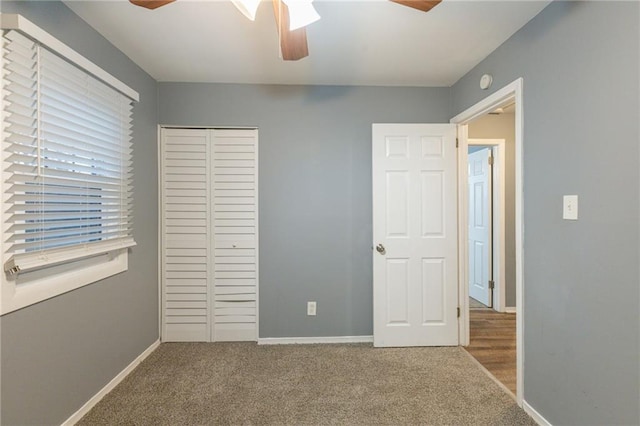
[465,300,517,394]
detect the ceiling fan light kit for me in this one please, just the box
[282,0,321,31]
[231,0,262,21]
[231,0,320,29]
[272,0,309,60]
[129,0,442,61]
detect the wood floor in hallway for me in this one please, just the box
[465,300,517,394]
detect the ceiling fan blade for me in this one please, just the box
[129,0,176,10]
[272,0,309,61]
[390,0,442,13]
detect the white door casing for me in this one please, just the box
[468,148,492,307]
[372,123,458,347]
[451,78,523,405]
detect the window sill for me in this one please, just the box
[1,248,130,316]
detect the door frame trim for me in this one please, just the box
[468,138,507,312]
[450,78,524,406]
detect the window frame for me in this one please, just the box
[0,14,139,315]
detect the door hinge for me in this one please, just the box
[456,138,459,148]
[488,156,494,166]
[457,307,460,318]
[489,280,495,290]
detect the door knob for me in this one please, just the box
[376,244,386,255]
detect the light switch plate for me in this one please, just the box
[563,195,578,220]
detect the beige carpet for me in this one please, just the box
[78,343,534,425]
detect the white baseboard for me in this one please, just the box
[258,335,373,345]
[523,400,552,426]
[62,339,160,426]
[505,306,516,313]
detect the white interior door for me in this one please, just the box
[468,148,492,307]
[372,123,458,347]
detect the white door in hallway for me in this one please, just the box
[468,148,492,307]
[372,124,458,347]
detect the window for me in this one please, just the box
[1,16,139,314]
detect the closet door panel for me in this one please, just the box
[212,129,258,342]
[161,129,211,342]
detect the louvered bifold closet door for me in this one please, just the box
[212,129,258,342]
[161,129,211,342]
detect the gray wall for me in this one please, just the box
[452,2,639,425]
[3,2,638,426]
[468,113,516,307]
[0,2,159,425]
[159,83,451,338]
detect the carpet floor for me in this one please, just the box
[78,343,534,425]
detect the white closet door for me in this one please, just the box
[160,128,258,342]
[212,129,259,341]
[161,129,212,341]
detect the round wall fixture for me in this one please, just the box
[480,74,493,90]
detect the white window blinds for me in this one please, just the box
[2,29,135,275]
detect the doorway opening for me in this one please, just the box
[451,78,524,405]
[466,133,515,394]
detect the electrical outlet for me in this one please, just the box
[307,301,317,316]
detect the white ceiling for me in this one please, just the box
[64,0,550,87]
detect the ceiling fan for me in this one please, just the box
[129,0,441,61]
